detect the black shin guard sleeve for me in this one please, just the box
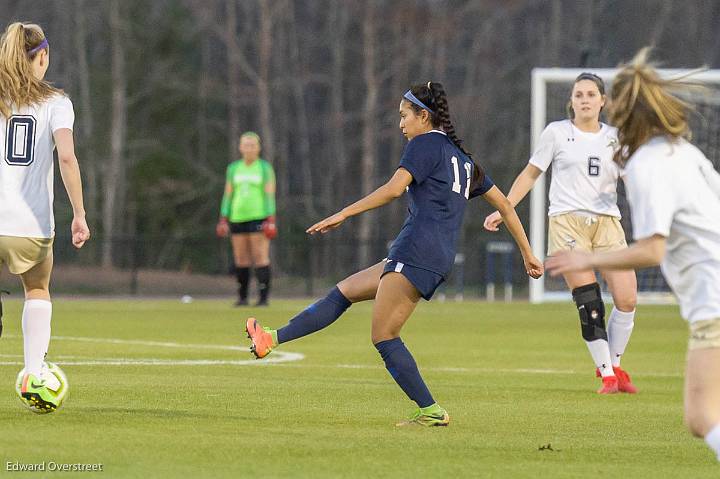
[572,283,607,342]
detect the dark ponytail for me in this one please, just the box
[407,81,486,188]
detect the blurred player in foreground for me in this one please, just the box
[547,48,720,460]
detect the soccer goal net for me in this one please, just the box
[529,68,720,304]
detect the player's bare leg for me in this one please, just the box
[564,269,618,394]
[231,233,252,306]
[372,272,449,426]
[19,254,56,412]
[0,268,9,338]
[248,232,271,305]
[246,261,385,358]
[20,253,52,301]
[602,268,638,393]
[685,346,720,459]
[337,260,385,302]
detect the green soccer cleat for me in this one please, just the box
[396,405,450,427]
[20,373,58,414]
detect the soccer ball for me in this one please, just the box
[15,361,69,413]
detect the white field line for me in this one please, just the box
[331,363,684,378]
[3,333,270,355]
[0,335,303,366]
[27,334,248,351]
[0,355,303,366]
[0,352,304,366]
[0,335,685,377]
[0,355,683,378]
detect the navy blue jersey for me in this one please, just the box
[387,131,494,278]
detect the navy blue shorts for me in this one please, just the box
[382,259,444,301]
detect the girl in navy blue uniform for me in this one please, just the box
[246,82,543,426]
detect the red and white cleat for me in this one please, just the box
[613,366,638,394]
[597,375,619,394]
[596,367,638,394]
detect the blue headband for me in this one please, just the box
[27,38,48,56]
[403,90,435,114]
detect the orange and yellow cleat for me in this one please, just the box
[246,317,274,359]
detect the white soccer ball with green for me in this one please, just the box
[15,361,69,413]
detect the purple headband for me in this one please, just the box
[403,90,435,114]
[27,38,48,56]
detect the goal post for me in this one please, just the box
[529,68,720,303]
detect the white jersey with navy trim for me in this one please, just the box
[0,94,74,238]
[624,136,720,322]
[529,120,621,218]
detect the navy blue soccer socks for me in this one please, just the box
[276,287,351,344]
[375,337,434,408]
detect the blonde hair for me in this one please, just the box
[0,22,62,119]
[240,131,261,144]
[608,47,698,166]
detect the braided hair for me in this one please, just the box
[407,81,486,188]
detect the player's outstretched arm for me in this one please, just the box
[54,128,90,249]
[546,235,666,276]
[307,168,413,235]
[483,164,542,231]
[482,186,543,278]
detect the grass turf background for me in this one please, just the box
[0,299,715,478]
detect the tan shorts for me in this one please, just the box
[689,318,720,350]
[547,213,627,256]
[0,236,53,275]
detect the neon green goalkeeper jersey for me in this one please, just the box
[220,158,276,222]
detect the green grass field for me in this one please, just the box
[0,298,716,478]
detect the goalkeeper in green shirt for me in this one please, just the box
[216,132,277,306]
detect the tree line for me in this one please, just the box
[2,0,719,282]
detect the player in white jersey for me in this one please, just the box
[484,73,639,394]
[547,48,720,461]
[0,22,90,413]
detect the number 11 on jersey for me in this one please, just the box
[451,156,471,199]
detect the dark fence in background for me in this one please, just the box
[0,225,668,300]
[22,229,535,299]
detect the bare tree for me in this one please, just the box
[357,0,379,266]
[73,0,98,235]
[327,1,350,214]
[257,0,277,165]
[102,0,128,268]
[225,0,241,162]
[285,0,316,218]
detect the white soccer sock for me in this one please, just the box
[585,339,614,377]
[22,299,52,378]
[704,423,720,461]
[607,308,635,367]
